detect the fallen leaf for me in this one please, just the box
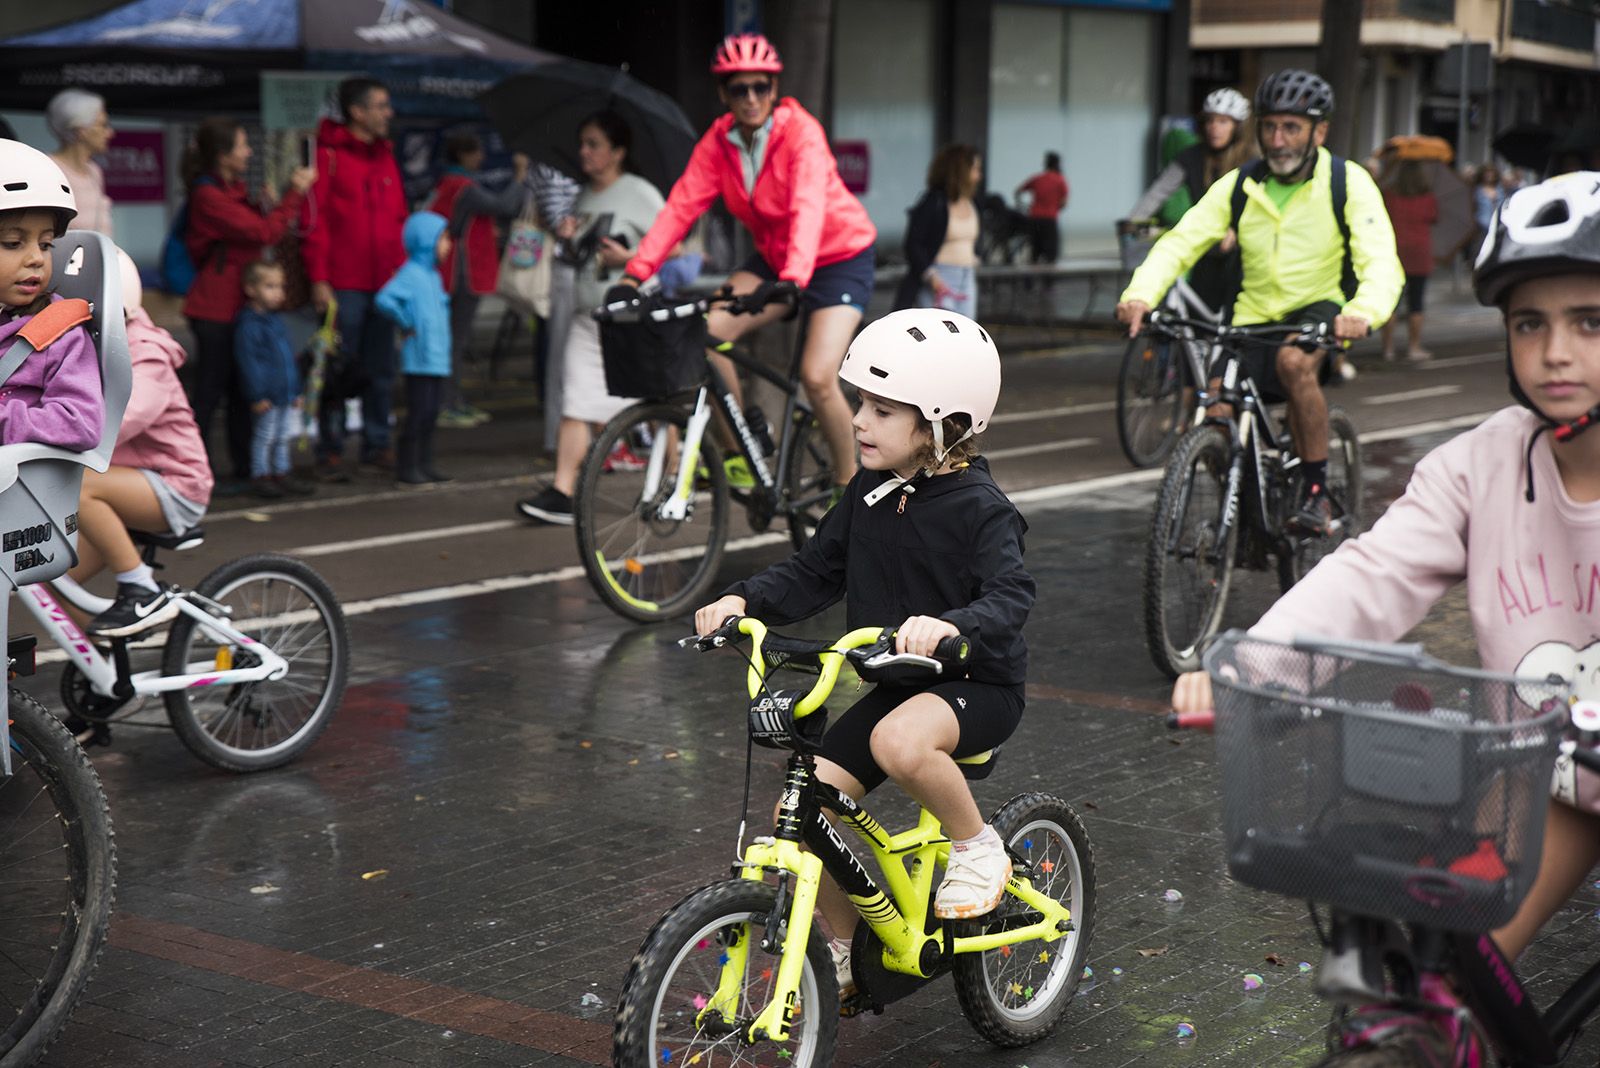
[664,750,680,759]
[361,869,390,881]
[249,883,279,895]
[1136,945,1168,957]
[1167,738,1182,746]
[579,740,593,749]
[1264,953,1286,966]
[627,758,639,766]
[1083,800,1099,810]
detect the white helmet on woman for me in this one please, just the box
[1202,87,1251,122]
[0,140,76,231]
[839,309,1000,502]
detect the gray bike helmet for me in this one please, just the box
[1255,69,1335,121]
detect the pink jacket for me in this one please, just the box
[626,99,876,288]
[0,297,103,451]
[1253,407,1600,804]
[117,310,212,508]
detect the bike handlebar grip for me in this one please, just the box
[1167,710,1216,732]
[934,634,972,666]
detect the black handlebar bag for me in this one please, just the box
[598,298,709,400]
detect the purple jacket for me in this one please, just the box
[0,296,104,451]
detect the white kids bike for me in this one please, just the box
[26,527,348,772]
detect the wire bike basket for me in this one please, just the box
[594,291,709,400]
[1206,631,1568,931]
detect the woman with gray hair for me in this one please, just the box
[45,88,115,236]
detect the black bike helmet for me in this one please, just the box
[1255,69,1335,121]
[1473,172,1600,496]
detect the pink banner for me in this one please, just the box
[101,131,165,203]
[834,141,870,195]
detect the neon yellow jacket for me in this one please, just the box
[1121,147,1403,328]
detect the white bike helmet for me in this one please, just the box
[1202,88,1251,123]
[839,309,1001,504]
[0,140,76,232]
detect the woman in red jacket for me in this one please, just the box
[180,117,314,492]
[1379,159,1440,362]
[621,33,876,493]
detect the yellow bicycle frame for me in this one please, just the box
[700,619,1076,1044]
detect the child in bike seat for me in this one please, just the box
[0,140,104,454]
[695,308,1034,986]
[1171,171,1600,964]
[71,250,212,639]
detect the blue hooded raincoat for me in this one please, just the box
[376,211,452,377]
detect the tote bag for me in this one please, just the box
[496,193,553,318]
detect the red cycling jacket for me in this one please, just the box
[299,118,408,293]
[626,99,876,289]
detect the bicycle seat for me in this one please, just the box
[129,527,205,552]
[956,748,1000,781]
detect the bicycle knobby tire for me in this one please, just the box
[0,690,115,1067]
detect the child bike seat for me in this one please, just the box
[129,527,205,553]
[956,747,1000,781]
[0,232,131,591]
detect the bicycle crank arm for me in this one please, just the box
[950,876,1074,956]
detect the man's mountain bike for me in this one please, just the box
[613,617,1095,1066]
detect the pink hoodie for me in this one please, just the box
[1254,406,1600,805]
[0,296,103,451]
[118,310,212,509]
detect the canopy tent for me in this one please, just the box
[0,0,557,118]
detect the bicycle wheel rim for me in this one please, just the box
[173,567,343,762]
[1118,336,1185,466]
[1158,437,1233,661]
[980,816,1087,1022]
[579,406,727,617]
[0,695,111,1058]
[646,910,823,1067]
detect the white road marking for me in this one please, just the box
[1415,351,1500,370]
[991,400,1117,425]
[1362,385,1463,406]
[285,520,519,558]
[204,473,541,522]
[985,438,1097,460]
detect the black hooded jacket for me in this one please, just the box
[727,457,1033,685]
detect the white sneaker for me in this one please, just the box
[1338,359,1359,381]
[829,937,855,999]
[934,825,1012,920]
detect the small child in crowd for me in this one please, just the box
[376,211,452,488]
[0,140,104,453]
[233,261,312,499]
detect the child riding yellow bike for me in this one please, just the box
[694,307,1034,989]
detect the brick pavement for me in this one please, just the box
[19,428,1600,1067]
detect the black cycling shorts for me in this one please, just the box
[818,680,1025,794]
[1244,299,1341,404]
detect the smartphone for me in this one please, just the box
[298,135,315,169]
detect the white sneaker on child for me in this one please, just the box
[934,825,1012,920]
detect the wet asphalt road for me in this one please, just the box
[22,300,1600,1067]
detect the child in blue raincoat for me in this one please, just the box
[376,211,453,487]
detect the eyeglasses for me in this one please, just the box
[726,80,774,100]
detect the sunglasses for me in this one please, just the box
[726,80,774,100]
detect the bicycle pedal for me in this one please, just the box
[838,992,876,1019]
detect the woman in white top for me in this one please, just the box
[894,144,982,318]
[518,111,666,526]
[45,88,115,237]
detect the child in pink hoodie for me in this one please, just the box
[1172,171,1600,964]
[73,252,213,639]
[0,141,103,452]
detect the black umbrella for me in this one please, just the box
[1493,124,1559,172]
[480,61,698,194]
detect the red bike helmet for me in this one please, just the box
[711,33,783,76]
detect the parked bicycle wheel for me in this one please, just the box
[784,410,835,550]
[576,402,730,623]
[952,792,1095,1047]
[1116,333,1190,468]
[163,554,349,772]
[1144,426,1238,677]
[1278,407,1363,592]
[614,879,838,1068]
[0,690,115,1068]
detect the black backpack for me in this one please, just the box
[1227,153,1357,307]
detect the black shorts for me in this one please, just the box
[1403,274,1428,316]
[1244,299,1340,404]
[818,680,1025,794]
[740,245,875,312]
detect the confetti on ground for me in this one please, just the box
[249,883,278,895]
[692,995,707,1010]
[1136,946,1169,957]
[1081,965,1092,980]
[1242,973,1264,991]
[579,992,603,1008]
[361,869,389,881]
[1111,966,1124,976]
[1176,1022,1197,1039]
[1161,888,1183,903]
[1299,962,1313,973]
